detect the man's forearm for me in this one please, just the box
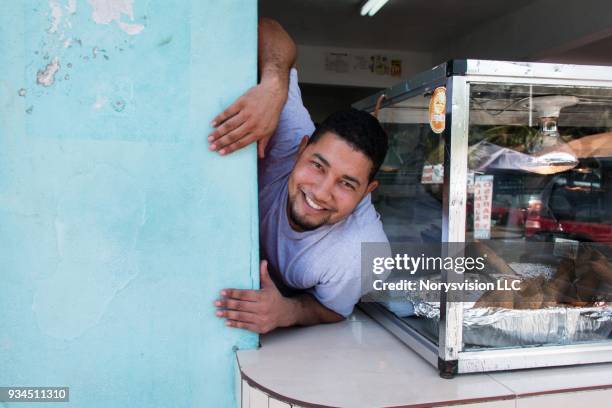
[285,294,345,326]
[258,18,296,86]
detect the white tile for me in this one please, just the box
[241,380,250,408]
[441,400,515,408]
[268,398,291,408]
[249,387,269,408]
[516,389,612,408]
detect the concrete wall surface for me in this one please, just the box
[0,1,258,407]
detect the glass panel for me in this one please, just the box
[370,89,446,345]
[463,83,612,350]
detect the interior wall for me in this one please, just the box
[297,44,433,88]
[0,1,258,407]
[300,83,381,124]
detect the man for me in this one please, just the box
[211,19,388,333]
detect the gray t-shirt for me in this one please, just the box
[258,69,388,317]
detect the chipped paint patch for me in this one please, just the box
[88,0,145,35]
[36,57,61,87]
[48,0,63,34]
[117,21,144,35]
[18,88,26,97]
[157,36,173,47]
[93,95,108,110]
[67,0,77,14]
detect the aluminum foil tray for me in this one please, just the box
[414,301,612,347]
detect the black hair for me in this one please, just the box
[307,108,388,182]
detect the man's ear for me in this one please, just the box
[297,135,309,156]
[365,179,379,195]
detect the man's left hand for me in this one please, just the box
[215,260,296,333]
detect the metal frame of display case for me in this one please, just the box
[354,60,612,378]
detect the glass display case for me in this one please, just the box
[354,60,612,378]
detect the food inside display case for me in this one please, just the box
[357,62,612,374]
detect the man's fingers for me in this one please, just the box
[215,298,256,312]
[211,122,251,153]
[221,288,260,302]
[218,133,257,155]
[208,112,246,144]
[211,101,242,128]
[216,309,258,323]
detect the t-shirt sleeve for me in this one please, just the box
[308,276,362,318]
[258,68,315,190]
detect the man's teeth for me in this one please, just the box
[305,194,323,210]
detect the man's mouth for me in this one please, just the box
[303,191,325,211]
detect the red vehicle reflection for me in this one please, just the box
[525,164,612,242]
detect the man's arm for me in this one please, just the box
[208,18,296,158]
[215,261,344,334]
[288,293,345,327]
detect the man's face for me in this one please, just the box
[287,132,379,231]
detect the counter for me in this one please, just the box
[236,309,612,407]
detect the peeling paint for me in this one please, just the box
[93,95,107,110]
[25,106,33,114]
[112,98,126,112]
[117,20,144,35]
[36,57,60,87]
[67,0,77,14]
[88,0,145,35]
[157,36,173,47]
[48,0,63,34]
[18,88,26,97]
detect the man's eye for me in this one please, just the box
[341,181,355,190]
[311,161,322,169]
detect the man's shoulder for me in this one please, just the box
[340,197,388,243]
[315,199,388,261]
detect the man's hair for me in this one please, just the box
[308,108,388,182]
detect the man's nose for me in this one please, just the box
[312,176,334,203]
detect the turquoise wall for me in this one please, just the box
[0,1,258,406]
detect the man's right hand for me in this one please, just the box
[207,76,287,158]
[207,18,295,158]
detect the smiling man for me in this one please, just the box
[211,19,388,333]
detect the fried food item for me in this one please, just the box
[560,283,584,306]
[542,277,571,307]
[514,276,544,309]
[574,273,601,302]
[474,286,514,309]
[553,258,575,282]
[472,242,517,276]
[590,259,612,287]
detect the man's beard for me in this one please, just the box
[287,191,331,232]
